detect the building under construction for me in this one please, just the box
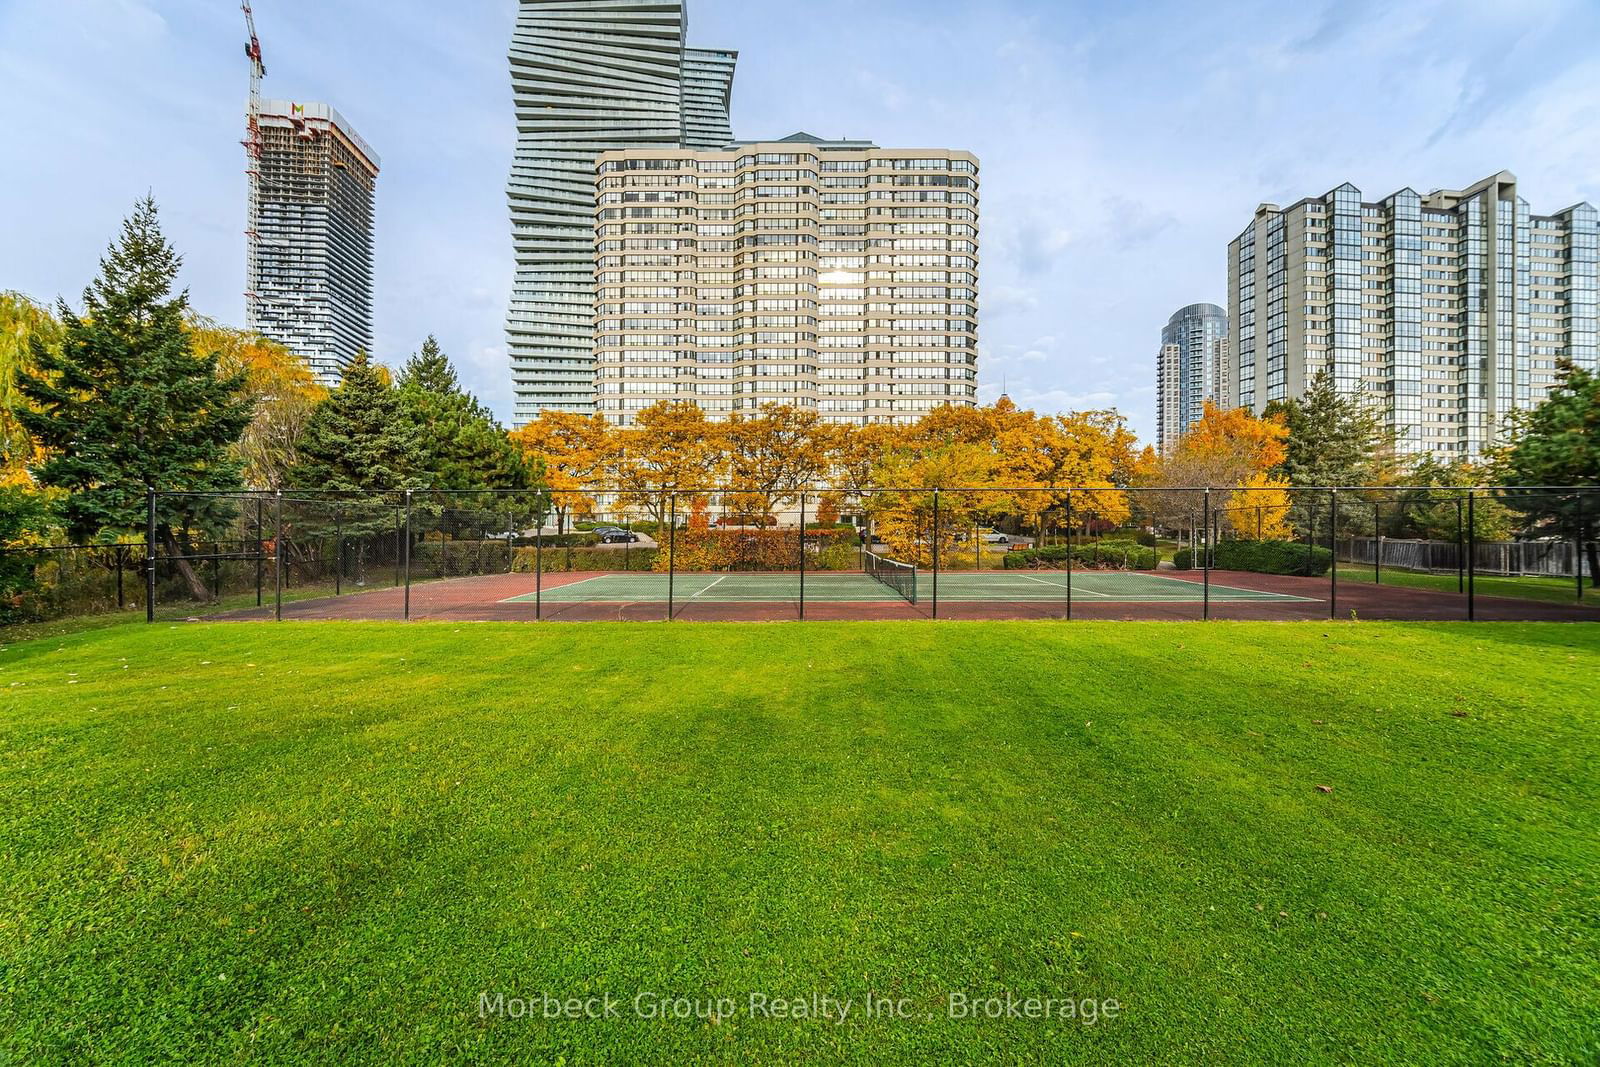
[246,99,380,385]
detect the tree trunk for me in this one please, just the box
[1586,539,1598,588]
[159,523,212,602]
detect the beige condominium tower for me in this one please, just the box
[1229,171,1598,460]
[592,133,979,425]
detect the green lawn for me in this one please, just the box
[1,622,1596,1063]
[1335,564,1599,604]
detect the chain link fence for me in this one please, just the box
[17,484,1581,627]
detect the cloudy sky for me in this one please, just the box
[3,0,1599,440]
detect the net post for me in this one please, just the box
[668,491,677,621]
[798,491,806,621]
[1065,491,1073,621]
[1329,488,1338,620]
[274,489,283,621]
[931,488,940,619]
[1467,490,1477,621]
[145,488,157,622]
[1202,487,1211,620]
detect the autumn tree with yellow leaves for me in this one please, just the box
[509,410,614,531]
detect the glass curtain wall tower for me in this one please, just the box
[1229,171,1597,459]
[506,0,736,424]
[1155,302,1228,452]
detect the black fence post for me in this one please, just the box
[1373,500,1381,585]
[145,488,157,622]
[798,491,807,621]
[1329,488,1338,620]
[667,492,677,621]
[1455,496,1465,593]
[1202,487,1211,620]
[931,489,940,619]
[1467,491,1477,621]
[255,496,265,607]
[274,489,283,622]
[403,489,413,621]
[534,514,543,621]
[335,508,344,596]
[1574,492,1587,601]
[115,544,125,609]
[1065,491,1073,621]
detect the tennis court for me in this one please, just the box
[501,570,1316,605]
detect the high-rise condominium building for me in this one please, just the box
[247,100,379,385]
[1229,171,1597,459]
[506,0,736,424]
[1155,302,1229,452]
[592,135,980,426]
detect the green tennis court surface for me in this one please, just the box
[503,571,1317,604]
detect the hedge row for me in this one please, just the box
[512,547,658,573]
[1173,540,1332,576]
[655,527,856,573]
[1218,539,1333,576]
[1002,540,1157,571]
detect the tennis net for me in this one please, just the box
[863,549,918,604]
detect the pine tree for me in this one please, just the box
[395,335,529,491]
[14,197,250,599]
[289,350,415,493]
[1267,370,1394,488]
[1497,360,1600,584]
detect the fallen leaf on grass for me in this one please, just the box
[1315,784,1334,794]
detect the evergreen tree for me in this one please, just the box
[288,350,415,493]
[1267,370,1394,487]
[395,335,530,491]
[14,197,249,599]
[1497,360,1600,584]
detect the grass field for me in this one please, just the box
[2,621,1596,1063]
[1334,564,1599,605]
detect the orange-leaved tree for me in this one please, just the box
[1156,401,1290,535]
[509,410,614,531]
[614,401,722,525]
[723,403,837,521]
[188,316,327,490]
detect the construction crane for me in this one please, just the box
[241,1,266,326]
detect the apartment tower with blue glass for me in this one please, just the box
[1155,302,1229,452]
[1228,171,1597,459]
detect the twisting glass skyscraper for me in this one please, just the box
[506,0,736,423]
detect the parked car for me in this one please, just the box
[980,529,1010,544]
[596,528,640,544]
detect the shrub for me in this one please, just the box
[1214,539,1332,576]
[1135,531,1158,547]
[512,546,658,573]
[1002,541,1156,571]
[655,528,854,572]
[1173,548,1193,570]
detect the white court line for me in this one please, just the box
[1013,572,1112,597]
[496,574,607,604]
[689,575,729,598]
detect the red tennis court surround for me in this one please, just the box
[204,568,1600,623]
[149,485,1600,625]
